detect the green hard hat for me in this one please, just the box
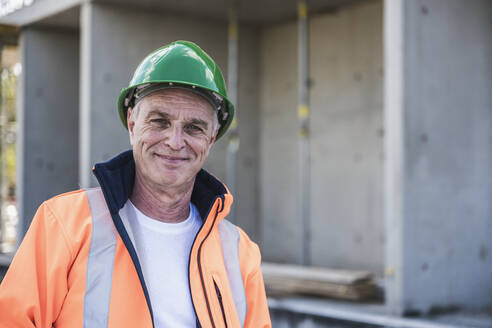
[117,40,234,140]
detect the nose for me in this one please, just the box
[165,126,186,150]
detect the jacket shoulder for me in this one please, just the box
[219,219,260,257]
[47,188,87,202]
[237,226,260,254]
[231,224,262,277]
[44,189,92,212]
[42,189,94,246]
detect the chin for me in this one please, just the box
[154,170,180,183]
[148,162,201,187]
[154,170,190,187]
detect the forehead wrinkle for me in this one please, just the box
[145,109,171,118]
[142,96,215,118]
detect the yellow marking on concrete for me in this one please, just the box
[229,23,238,39]
[298,1,308,19]
[297,128,309,138]
[230,117,238,129]
[298,104,310,119]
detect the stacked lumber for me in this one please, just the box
[261,262,377,301]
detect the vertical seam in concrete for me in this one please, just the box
[226,0,239,224]
[252,27,261,244]
[16,31,27,242]
[79,1,92,188]
[298,0,311,267]
[384,0,405,316]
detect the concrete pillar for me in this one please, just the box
[79,2,131,188]
[384,0,492,314]
[17,27,79,237]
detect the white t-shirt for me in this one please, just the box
[121,200,201,328]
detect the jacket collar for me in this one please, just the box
[92,149,230,220]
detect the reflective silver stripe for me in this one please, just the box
[83,188,117,328]
[218,219,247,327]
[118,202,137,248]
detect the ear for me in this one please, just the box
[204,131,217,156]
[209,128,219,146]
[127,108,135,145]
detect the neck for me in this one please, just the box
[130,172,194,223]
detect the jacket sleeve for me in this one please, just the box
[237,228,271,328]
[0,201,73,328]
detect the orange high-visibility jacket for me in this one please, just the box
[0,150,271,328]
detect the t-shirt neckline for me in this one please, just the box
[128,200,199,234]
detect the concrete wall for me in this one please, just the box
[259,0,384,274]
[17,27,79,235]
[10,0,492,319]
[233,27,261,239]
[79,3,261,240]
[385,0,492,314]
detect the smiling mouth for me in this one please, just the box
[154,153,189,163]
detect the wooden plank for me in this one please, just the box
[262,262,373,285]
[262,262,377,301]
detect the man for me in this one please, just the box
[0,41,271,327]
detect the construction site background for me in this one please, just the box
[0,0,491,327]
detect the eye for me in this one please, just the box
[149,118,170,127]
[185,124,204,133]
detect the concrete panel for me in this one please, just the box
[80,3,260,238]
[259,0,384,272]
[235,28,260,241]
[17,27,79,236]
[259,21,301,263]
[385,0,492,313]
[309,0,383,273]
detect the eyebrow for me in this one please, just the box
[145,110,171,120]
[146,110,209,129]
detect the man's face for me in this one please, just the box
[128,88,217,191]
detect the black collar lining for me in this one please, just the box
[93,150,227,218]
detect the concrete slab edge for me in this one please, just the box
[268,298,472,328]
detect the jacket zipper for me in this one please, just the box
[214,279,228,328]
[196,196,224,328]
